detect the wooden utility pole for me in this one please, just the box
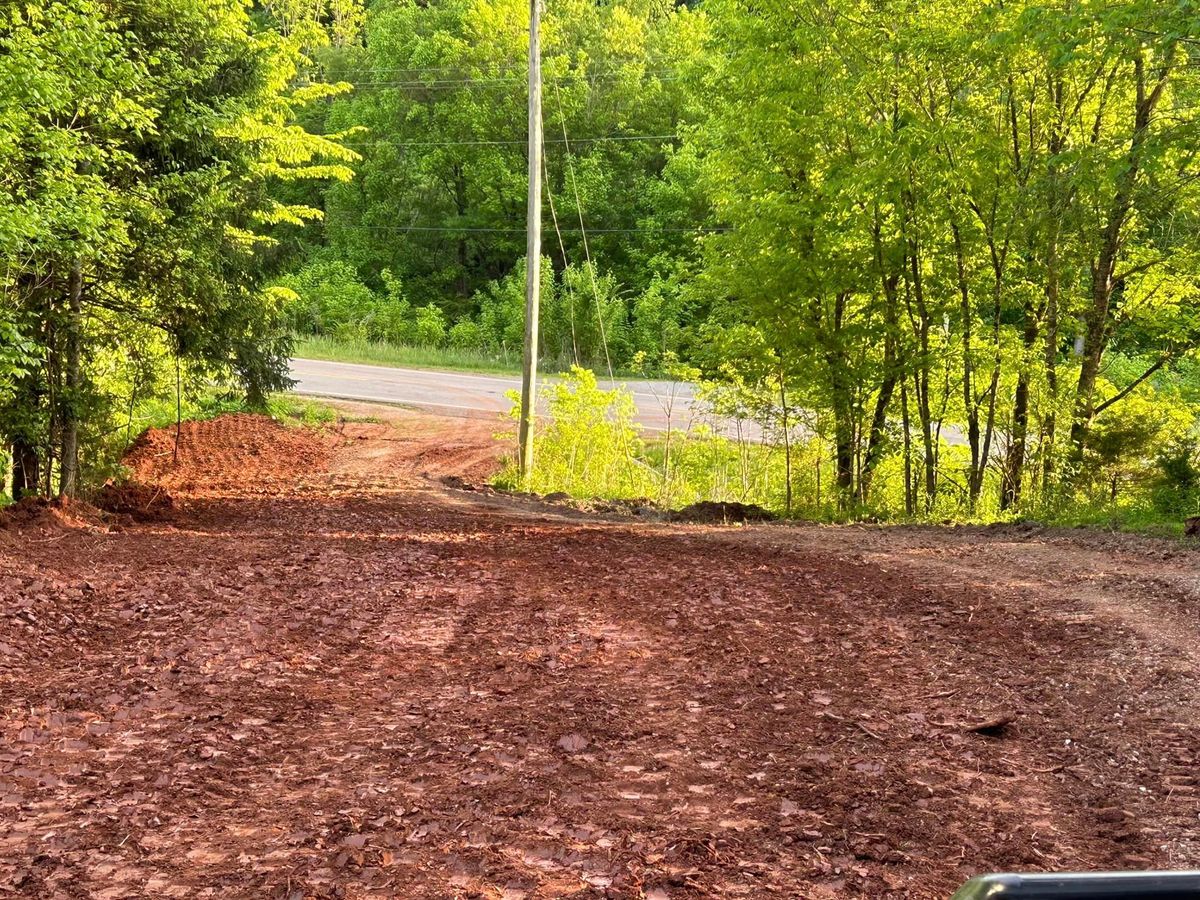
[517,0,542,484]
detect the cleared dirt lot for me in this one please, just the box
[1,405,1198,898]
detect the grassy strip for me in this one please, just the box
[292,334,522,375]
[291,334,646,379]
[130,391,337,434]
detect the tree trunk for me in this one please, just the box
[58,262,83,499]
[1040,224,1061,492]
[902,186,936,510]
[1068,51,1171,472]
[778,365,792,513]
[1002,304,1039,510]
[833,407,855,502]
[859,354,895,505]
[951,222,981,506]
[454,166,470,301]
[815,291,857,506]
[861,209,900,504]
[1068,261,1117,470]
[900,378,914,516]
[11,439,39,500]
[1040,75,1066,493]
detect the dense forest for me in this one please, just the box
[3,0,1200,522]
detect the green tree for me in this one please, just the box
[0,0,355,496]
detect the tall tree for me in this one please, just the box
[0,0,355,497]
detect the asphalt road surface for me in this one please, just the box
[288,357,969,446]
[288,357,745,436]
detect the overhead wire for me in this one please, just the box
[546,73,647,488]
[340,133,680,148]
[311,223,727,235]
[550,75,613,381]
[543,154,580,366]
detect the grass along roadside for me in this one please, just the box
[291,334,645,379]
[292,334,522,375]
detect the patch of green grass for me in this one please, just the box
[1038,502,1188,539]
[266,394,338,427]
[129,390,336,437]
[293,334,522,375]
[132,391,248,432]
[291,334,645,379]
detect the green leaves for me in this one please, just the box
[0,0,359,493]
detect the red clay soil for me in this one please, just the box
[1,407,1199,898]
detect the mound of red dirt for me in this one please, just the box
[123,413,331,496]
[93,480,174,521]
[0,496,109,535]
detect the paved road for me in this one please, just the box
[288,358,970,447]
[288,357,739,435]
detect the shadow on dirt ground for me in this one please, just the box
[1,406,1198,898]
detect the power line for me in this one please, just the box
[544,153,581,365]
[312,223,727,235]
[340,133,680,148]
[340,73,687,90]
[551,75,613,380]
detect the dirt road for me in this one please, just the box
[1,406,1198,898]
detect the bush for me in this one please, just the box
[374,270,413,343]
[550,262,628,368]
[279,264,449,347]
[475,256,554,360]
[448,319,486,349]
[1152,436,1200,516]
[476,266,527,358]
[410,304,447,347]
[279,260,378,335]
[629,275,687,365]
[504,367,654,498]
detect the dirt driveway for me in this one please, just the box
[1,406,1198,898]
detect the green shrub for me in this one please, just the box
[411,304,448,347]
[551,262,628,368]
[279,260,379,336]
[448,319,486,350]
[1152,436,1200,516]
[503,367,654,498]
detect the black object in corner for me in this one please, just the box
[951,872,1200,900]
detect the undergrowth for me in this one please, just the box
[293,334,522,375]
[495,368,1200,538]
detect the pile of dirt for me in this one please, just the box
[671,499,776,523]
[123,413,331,496]
[93,480,174,521]
[0,496,110,535]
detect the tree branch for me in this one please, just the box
[1093,354,1173,416]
